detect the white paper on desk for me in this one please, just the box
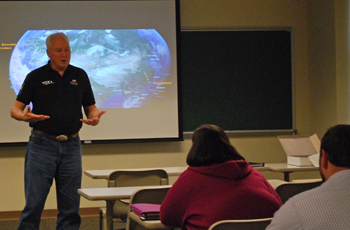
[309,134,321,152]
[278,134,320,156]
[308,154,320,167]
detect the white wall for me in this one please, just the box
[335,0,350,124]
[1,0,346,212]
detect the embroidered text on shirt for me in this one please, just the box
[42,81,54,85]
[70,79,78,85]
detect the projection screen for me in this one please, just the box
[0,0,182,145]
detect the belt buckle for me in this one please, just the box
[56,135,68,141]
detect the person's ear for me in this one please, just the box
[320,149,329,169]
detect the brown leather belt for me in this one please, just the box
[32,129,79,142]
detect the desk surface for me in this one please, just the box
[83,164,318,184]
[265,163,319,172]
[84,166,189,179]
[79,165,319,205]
[78,185,172,201]
[84,165,269,180]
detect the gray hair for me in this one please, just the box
[46,32,69,49]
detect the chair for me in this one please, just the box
[267,179,287,189]
[100,169,169,230]
[126,186,172,230]
[275,180,323,204]
[208,218,273,230]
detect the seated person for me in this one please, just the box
[160,124,282,230]
[266,124,350,229]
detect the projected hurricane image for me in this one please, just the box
[9,29,172,108]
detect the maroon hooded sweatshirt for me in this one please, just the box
[160,160,282,230]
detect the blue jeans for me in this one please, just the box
[17,132,82,230]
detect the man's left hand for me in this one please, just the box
[80,111,106,126]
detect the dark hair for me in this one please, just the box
[186,124,245,167]
[321,124,350,168]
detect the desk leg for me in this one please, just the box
[284,172,291,182]
[106,200,115,230]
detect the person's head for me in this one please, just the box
[186,124,245,167]
[319,124,350,180]
[46,32,71,73]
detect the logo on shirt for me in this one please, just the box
[18,83,24,94]
[70,79,78,85]
[42,80,54,85]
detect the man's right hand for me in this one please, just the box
[21,105,50,122]
[11,101,50,122]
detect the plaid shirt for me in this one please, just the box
[267,170,350,230]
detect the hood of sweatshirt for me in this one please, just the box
[187,160,252,180]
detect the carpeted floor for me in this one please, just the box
[0,216,99,230]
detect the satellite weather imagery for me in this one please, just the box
[9,29,172,108]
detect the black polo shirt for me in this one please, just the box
[17,61,96,135]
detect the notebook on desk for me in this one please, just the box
[131,203,161,220]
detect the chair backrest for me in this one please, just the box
[130,186,171,205]
[107,169,169,187]
[275,180,323,204]
[127,186,171,230]
[208,218,272,230]
[267,179,287,189]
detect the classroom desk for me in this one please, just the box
[128,212,167,229]
[128,212,181,230]
[84,166,189,180]
[84,164,319,182]
[84,165,269,180]
[78,185,171,230]
[265,163,319,181]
